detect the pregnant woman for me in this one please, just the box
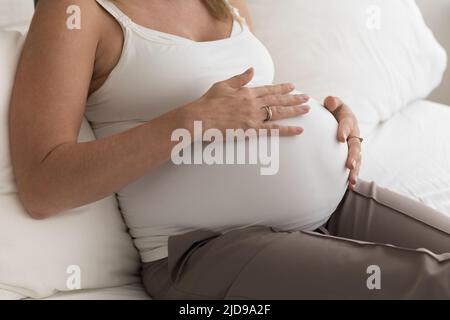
[9,0,450,299]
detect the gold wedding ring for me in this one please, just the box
[263,106,273,122]
[331,104,346,117]
[347,136,364,144]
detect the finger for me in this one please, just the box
[348,168,357,186]
[251,83,296,97]
[224,68,254,89]
[337,118,353,142]
[323,96,344,112]
[349,162,361,186]
[348,164,361,190]
[258,94,309,108]
[266,105,310,121]
[346,141,362,170]
[259,123,304,136]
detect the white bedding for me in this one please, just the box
[2,3,448,301]
[360,99,450,216]
[0,0,33,33]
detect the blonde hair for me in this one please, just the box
[204,0,233,21]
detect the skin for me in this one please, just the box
[9,0,361,219]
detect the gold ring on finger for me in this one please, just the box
[263,105,273,122]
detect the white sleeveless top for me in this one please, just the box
[87,0,349,262]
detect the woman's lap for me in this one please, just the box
[142,180,450,299]
[328,180,450,254]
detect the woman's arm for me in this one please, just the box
[9,0,306,219]
[9,0,196,219]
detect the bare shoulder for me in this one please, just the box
[28,0,123,92]
[32,0,105,32]
[10,0,112,145]
[27,0,105,57]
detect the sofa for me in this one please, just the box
[0,0,449,300]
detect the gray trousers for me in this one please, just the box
[142,180,450,299]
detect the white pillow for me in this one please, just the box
[0,31,140,299]
[248,0,447,132]
[0,0,33,32]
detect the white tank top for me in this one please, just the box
[87,0,349,262]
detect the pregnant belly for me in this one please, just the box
[118,97,349,234]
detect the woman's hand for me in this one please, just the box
[323,96,362,190]
[183,68,311,137]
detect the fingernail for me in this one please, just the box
[352,160,357,169]
[245,68,253,74]
[288,83,295,90]
[302,105,310,111]
[295,94,308,100]
[295,127,303,134]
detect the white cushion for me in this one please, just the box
[0,0,33,32]
[0,31,141,299]
[248,0,447,132]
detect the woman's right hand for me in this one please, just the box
[183,68,310,137]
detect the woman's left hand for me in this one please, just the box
[323,96,362,190]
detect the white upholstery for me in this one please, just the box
[0,0,33,33]
[0,31,141,300]
[0,0,449,300]
[247,0,447,134]
[416,0,450,105]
